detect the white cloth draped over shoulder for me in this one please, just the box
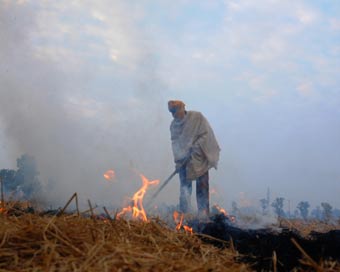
[170,111,220,180]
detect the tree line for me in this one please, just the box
[229,194,338,223]
[0,154,42,199]
[263,197,336,222]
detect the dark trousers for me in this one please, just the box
[179,167,209,215]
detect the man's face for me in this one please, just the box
[168,105,185,119]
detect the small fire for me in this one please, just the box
[212,204,236,223]
[213,204,228,216]
[173,211,193,234]
[0,201,6,214]
[183,225,193,233]
[173,211,184,230]
[103,169,115,181]
[117,174,159,221]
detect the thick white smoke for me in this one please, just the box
[0,1,175,209]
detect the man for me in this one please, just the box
[168,100,220,216]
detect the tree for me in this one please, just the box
[321,202,333,223]
[0,154,42,200]
[297,201,310,220]
[15,154,41,198]
[0,169,17,191]
[271,197,285,217]
[293,209,299,218]
[231,201,239,215]
[311,206,322,220]
[260,198,269,215]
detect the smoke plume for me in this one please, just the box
[0,1,174,209]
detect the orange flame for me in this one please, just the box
[173,211,184,230]
[103,169,115,181]
[214,204,228,216]
[183,225,193,234]
[173,211,193,234]
[117,174,159,221]
[0,201,6,214]
[212,204,236,222]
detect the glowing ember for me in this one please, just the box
[212,204,236,223]
[213,204,228,216]
[0,201,6,214]
[103,169,115,181]
[117,174,159,221]
[183,225,193,234]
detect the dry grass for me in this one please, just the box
[0,212,248,272]
[0,202,339,272]
[280,218,340,237]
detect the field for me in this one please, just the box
[0,202,339,272]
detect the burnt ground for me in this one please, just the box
[192,214,340,271]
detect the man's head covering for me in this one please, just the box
[168,100,185,112]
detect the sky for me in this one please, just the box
[0,0,339,212]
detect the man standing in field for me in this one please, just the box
[168,100,220,217]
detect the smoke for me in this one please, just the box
[3,1,338,216]
[0,1,174,209]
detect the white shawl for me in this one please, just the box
[170,111,220,180]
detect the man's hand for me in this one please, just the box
[175,162,183,171]
[175,149,192,171]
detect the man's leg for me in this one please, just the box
[196,171,209,216]
[179,166,192,213]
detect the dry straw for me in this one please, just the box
[0,211,247,272]
[0,201,339,271]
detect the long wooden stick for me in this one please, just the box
[58,192,77,216]
[88,199,94,219]
[80,205,98,215]
[75,192,80,216]
[103,206,113,221]
[148,156,191,206]
[87,199,97,242]
[147,169,178,208]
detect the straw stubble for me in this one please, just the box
[0,213,246,271]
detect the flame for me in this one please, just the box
[214,204,228,216]
[183,225,193,234]
[212,204,236,223]
[173,211,193,234]
[173,211,184,230]
[103,169,116,181]
[0,201,6,214]
[117,174,159,221]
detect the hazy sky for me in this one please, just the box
[0,0,339,211]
